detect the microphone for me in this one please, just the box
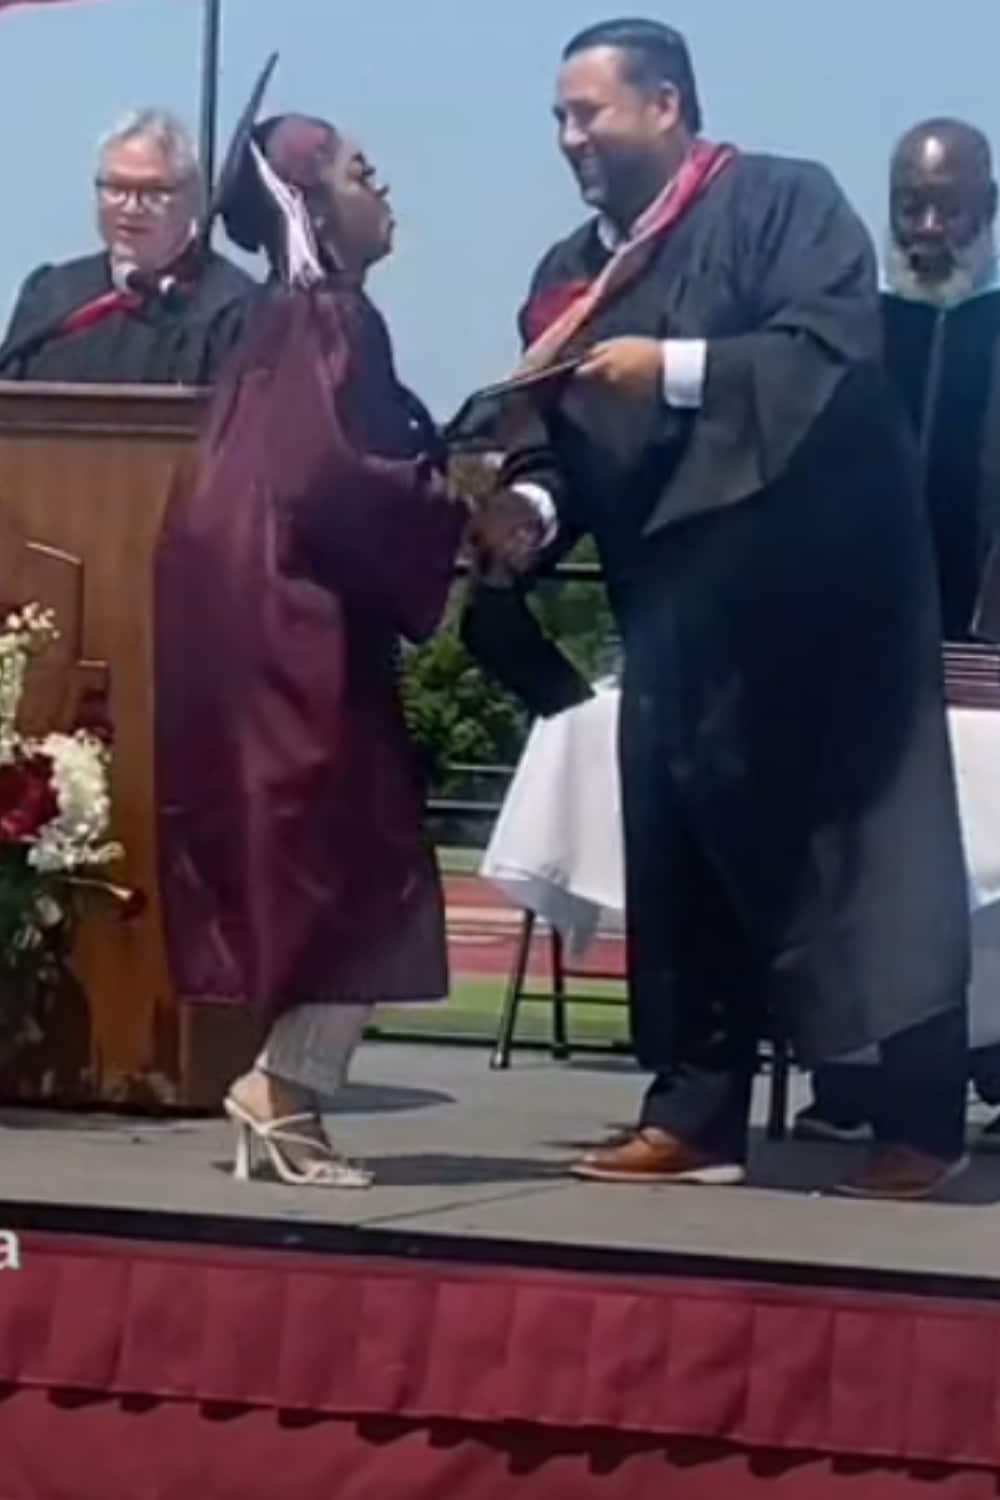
[0,270,180,376]
[116,264,182,306]
[110,259,138,293]
[0,250,196,374]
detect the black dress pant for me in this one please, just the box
[629,820,968,1165]
[629,819,766,1163]
[813,1029,995,1131]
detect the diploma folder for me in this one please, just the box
[443,358,582,450]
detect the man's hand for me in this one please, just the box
[575,337,663,402]
[467,488,545,580]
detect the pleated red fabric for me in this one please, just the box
[1,1229,999,1500]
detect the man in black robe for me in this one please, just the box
[464,18,970,1199]
[0,109,255,384]
[797,118,1000,1150]
[882,119,1000,639]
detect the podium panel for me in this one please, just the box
[0,383,257,1107]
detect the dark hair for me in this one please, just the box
[563,18,702,133]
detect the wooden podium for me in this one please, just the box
[0,383,256,1109]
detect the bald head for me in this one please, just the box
[893,118,992,185]
[889,118,997,297]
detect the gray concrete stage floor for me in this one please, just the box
[1,1043,1000,1283]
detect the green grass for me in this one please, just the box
[374,974,629,1046]
[383,847,628,1046]
[438,846,485,876]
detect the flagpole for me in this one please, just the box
[199,0,222,191]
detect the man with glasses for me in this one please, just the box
[0,109,255,383]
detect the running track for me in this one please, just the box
[444,873,625,981]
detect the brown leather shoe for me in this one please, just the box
[834,1145,968,1201]
[570,1128,746,1185]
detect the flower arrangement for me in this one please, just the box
[0,602,124,1051]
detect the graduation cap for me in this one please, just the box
[201,53,327,286]
[199,51,279,253]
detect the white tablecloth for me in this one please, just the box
[482,687,1000,1051]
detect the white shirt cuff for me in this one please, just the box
[662,338,706,408]
[512,481,559,545]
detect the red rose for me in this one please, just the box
[117,887,147,922]
[0,755,59,843]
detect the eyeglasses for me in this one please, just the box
[95,179,185,213]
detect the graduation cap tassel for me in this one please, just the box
[199,0,222,194]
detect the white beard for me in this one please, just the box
[885,226,997,308]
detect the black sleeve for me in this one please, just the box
[975,343,1000,584]
[973,357,1000,637]
[658,161,881,528]
[0,265,56,374]
[199,293,257,384]
[460,245,594,711]
[460,579,593,718]
[497,245,579,521]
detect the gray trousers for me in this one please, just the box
[256,1003,375,1100]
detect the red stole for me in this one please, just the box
[58,287,141,337]
[518,140,737,371]
[51,242,205,343]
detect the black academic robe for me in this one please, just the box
[485,152,969,1067]
[881,288,1000,640]
[0,249,256,384]
[460,578,593,718]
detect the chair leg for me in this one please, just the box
[550,927,570,1061]
[766,1031,791,1141]
[491,910,536,1070]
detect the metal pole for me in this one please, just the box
[199,0,222,192]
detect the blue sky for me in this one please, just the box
[4,0,1000,416]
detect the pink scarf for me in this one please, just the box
[517,140,737,374]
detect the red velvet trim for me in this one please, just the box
[1,1232,999,1475]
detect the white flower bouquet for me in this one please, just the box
[0,603,131,1049]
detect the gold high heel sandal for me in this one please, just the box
[224,1095,373,1188]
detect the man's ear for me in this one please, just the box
[987,179,999,226]
[656,80,683,135]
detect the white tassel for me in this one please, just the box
[249,140,325,288]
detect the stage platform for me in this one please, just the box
[2,1044,1000,1498]
[1,1043,999,1281]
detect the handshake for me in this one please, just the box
[464,484,548,582]
[429,461,548,583]
[426,334,667,577]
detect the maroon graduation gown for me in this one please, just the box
[154,285,463,1023]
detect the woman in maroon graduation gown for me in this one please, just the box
[154,111,465,1187]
